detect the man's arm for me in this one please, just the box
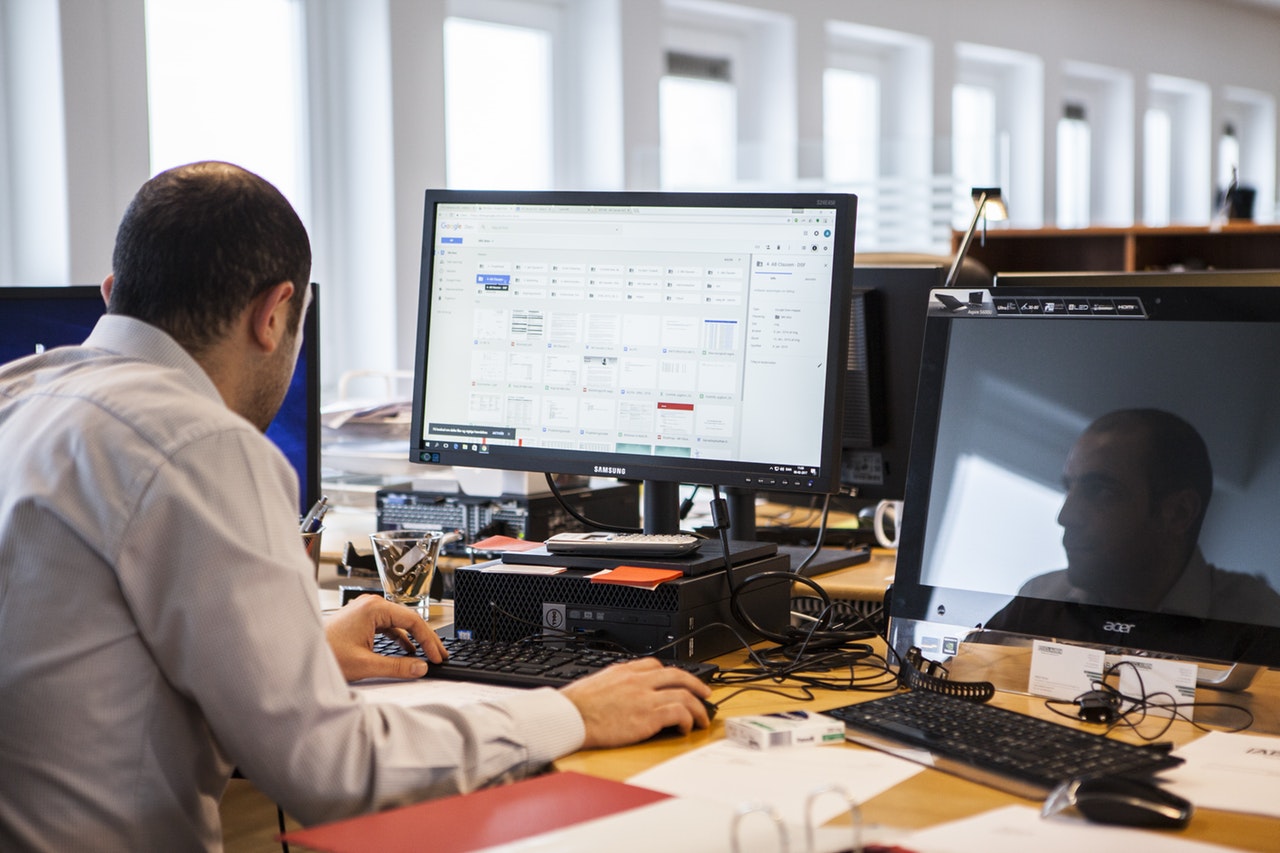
[327,596,714,744]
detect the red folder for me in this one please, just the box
[281,771,671,853]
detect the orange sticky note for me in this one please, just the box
[590,566,684,589]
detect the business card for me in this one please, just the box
[1028,640,1105,701]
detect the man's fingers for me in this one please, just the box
[350,649,430,682]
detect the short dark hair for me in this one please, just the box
[1088,408,1214,536]
[107,161,311,354]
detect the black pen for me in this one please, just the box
[300,495,329,533]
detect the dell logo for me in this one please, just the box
[1103,621,1135,634]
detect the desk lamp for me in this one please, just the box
[945,186,1007,288]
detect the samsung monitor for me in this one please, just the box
[408,190,856,534]
[890,279,1280,683]
[0,285,321,517]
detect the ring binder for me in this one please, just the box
[731,783,867,853]
[730,802,789,853]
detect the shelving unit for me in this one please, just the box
[955,223,1280,274]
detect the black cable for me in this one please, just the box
[1044,659,1254,738]
[789,492,833,575]
[277,806,290,853]
[543,472,643,534]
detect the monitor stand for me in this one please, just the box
[1196,662,1261,692]
[723,486,869,576]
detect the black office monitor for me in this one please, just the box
[0,285,321,517]
[409,190,857,533]
[890,279,1280,682]
[838,264,941,502]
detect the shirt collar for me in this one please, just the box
[84,314,223,406]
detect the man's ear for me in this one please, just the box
[1161,487,1202,537]
[250,281,297,354]
[101,274,114,306]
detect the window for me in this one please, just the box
[824,21,934,250]
[660,51,737,189]
[952,83,999,191]
[1056,104,1090,228]
[0,0,69,284]
[1218,86,1276,223]
[1143,108,1172,227]
[144,0,309,217]
[443,16,554,189]
[823,68,879,185]
[659,3,794,191]
[1218,122,1240,194]
[1060,61,1134,227]
[1144,74,1211,225]
[953,44,1044,229]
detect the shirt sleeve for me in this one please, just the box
[113,425,585,825]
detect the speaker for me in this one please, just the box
[453,554,791,662]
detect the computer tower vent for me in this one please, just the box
[843,288,880,446]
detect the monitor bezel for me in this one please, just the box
[409,188,856,500]
[889,281,1280,671]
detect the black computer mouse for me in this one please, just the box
[1066,776,1193,829]
[652,698,718,740]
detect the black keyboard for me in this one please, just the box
[827,689,1184,799]
[373,634,718,689]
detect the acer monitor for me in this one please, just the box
[889,279,1280,687]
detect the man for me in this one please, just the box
[0,162,710,851]
[987,408,1280,635]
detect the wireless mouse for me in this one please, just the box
[1043,776,1193,829]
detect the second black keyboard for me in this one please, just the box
[373,634,718,689]
[826,689,1184,799]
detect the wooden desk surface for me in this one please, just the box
[804,547,896,600]
[555,641,1280,851]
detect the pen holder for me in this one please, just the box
[301,526,326,582]
[369,530,461,617]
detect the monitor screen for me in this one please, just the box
[409,190,857,533]
[890,280,1280,672]
[0,285,321,517]
[838,264,941,502]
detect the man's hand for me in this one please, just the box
[560,657,713,748]
[323,595,447,682]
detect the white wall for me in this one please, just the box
[5,0,1280,385]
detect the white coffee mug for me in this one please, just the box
[873,499,904,549]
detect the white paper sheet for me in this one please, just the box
[479,797,863,853]
[627,738,923,827]
[351,677,525,708]
[901,804,1241,853]
[1163,730,1280,818]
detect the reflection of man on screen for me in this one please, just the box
[989,409,1280,629]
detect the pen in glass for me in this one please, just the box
[300,495,329,533]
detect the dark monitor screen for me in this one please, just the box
[838,264,941,502]
[409,190,857,533]
[891,281,1280,671]
[0,285,320,517]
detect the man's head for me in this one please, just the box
[1056,408,1212,605]
[106,162,312,429]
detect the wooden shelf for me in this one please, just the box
[956,223,1280,274]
